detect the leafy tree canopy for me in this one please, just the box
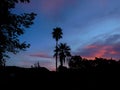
[0,0,36,66]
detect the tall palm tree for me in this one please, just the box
[58,43,71,67]
[52,27,63,71]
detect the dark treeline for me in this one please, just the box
[67,56,120,72]
[0,57,120,89]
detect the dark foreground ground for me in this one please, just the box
[0,66,120,89]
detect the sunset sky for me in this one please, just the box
[7,0,120,70]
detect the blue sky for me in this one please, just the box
[7,0,120,70]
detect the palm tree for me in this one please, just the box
[58,43,71,67]
[52,27,63,71]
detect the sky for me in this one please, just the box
[7,0,120,71]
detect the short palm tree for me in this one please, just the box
[58,43,71,67]
[52,27,63,71]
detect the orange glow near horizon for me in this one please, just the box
[82,45,120,60]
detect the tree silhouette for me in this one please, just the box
[31,61,41,68]
[57,43,71,67]
[69,55,82,69]
[0,0,36,66]
[52,27,63,71]
[68,56,120,72]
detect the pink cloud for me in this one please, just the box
[79,45,120,60]
[75,34,120,60]
[90,46,117,57]
[93,47,106,57]
[80,45,107,59]
[75,43,120,60]
[30,52,52,58]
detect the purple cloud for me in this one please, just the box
[75,34,120,60]
[40,0,78,13]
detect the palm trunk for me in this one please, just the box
[0,53,3,67]
[61,58,63,67]
[56,41,58,71]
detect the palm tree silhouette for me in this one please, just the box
[57,43,71,67]
[52,27,63,71]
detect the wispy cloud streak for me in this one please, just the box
[30,52,52,58]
